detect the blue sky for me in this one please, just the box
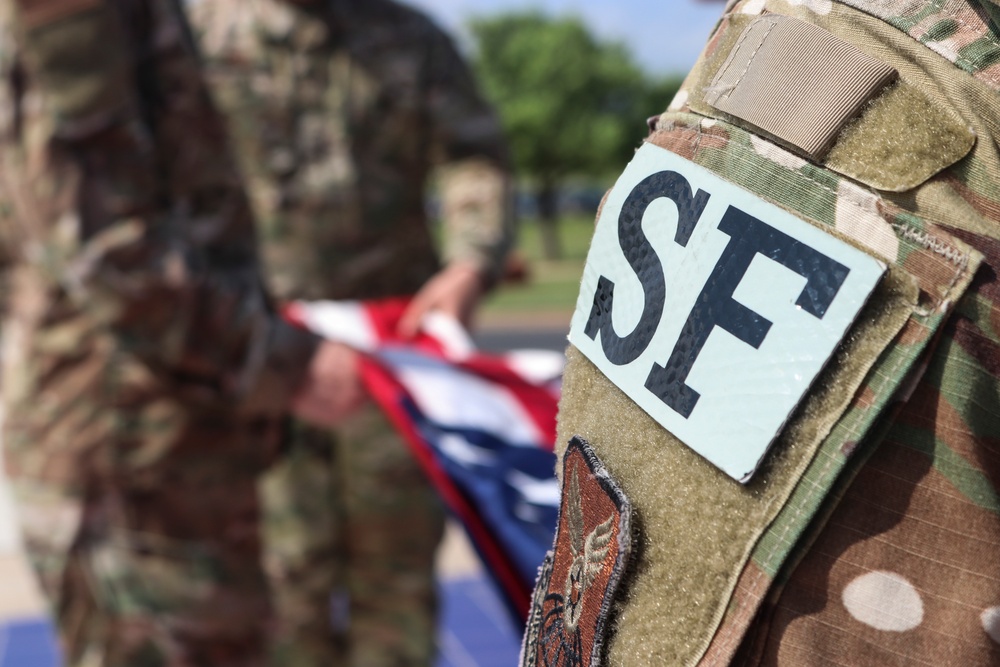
[406,0,724,75]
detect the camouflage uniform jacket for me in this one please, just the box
[521,1,1000,665]
[0,0,320,488]
[188,0,514,302]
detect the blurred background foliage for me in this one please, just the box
[462,11,684,317]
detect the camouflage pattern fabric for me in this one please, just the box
[0,0,319,664]
[188,0,513,302]
[529,0,1000,664]
[839,0,1000,86]
[187,1,512,664]
[258,406,445,667]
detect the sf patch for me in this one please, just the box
[569,143,885,482]
[520,436,632,667]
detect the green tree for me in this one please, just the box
[470,13,662,258]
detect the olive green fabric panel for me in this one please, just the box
[754,0,1000,215]
[825,80,974,191]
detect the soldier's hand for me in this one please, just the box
[291,340,367,428]
[398,261,486,338]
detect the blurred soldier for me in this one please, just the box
[520,0,1000,665]
[0,0,362,664]
[188,1,514,665]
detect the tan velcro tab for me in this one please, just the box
[14,0,104,30]
[705,14,897,160]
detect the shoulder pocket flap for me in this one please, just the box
[690,13,974,193]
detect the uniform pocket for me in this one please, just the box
[554,112,983,666]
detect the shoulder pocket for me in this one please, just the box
[557,112,983,666]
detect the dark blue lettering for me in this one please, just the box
[583,171,710,365]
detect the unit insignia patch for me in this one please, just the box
[520,436,632,667]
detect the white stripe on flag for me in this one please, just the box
[502,349,565,386]
[294,301,378,351]
[382,350,545,446]
[421,312,476,360]
[506,469,561,507]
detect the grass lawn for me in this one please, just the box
[482,214,595,318]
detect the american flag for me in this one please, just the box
[285,298,562,622]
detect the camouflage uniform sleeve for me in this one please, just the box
[5,0,319,414]
[423,23,514,284]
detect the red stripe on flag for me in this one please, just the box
[361,297,451,356]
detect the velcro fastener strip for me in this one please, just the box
[705,14,897,160]
[14,0,104,30]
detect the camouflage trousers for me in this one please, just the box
[4,409,281,667]
[261,402,446,667]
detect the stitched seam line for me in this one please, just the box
[712,17,778,105]
[891,222,970,269]
[915,8,996,72]
[849,0,1000,84]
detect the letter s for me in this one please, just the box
[583,171,710,365]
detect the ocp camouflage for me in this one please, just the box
[188,0,514,301]
[525,0,1000,665]
[0,0,317,664]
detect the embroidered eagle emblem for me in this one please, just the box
[521,437,632,667]
[564,465,614,634]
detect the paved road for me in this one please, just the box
[474,325,569,354]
